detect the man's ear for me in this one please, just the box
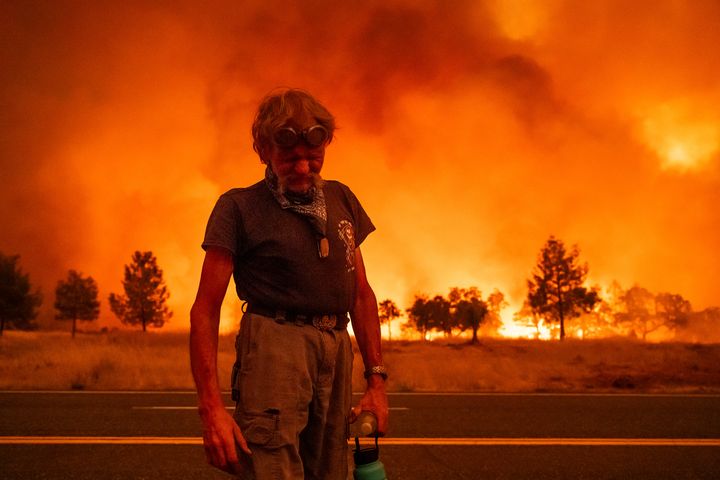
[258,145,269,165]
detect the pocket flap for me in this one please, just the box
[240,411,278,446]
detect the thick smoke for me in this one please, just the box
[1,1,719,331]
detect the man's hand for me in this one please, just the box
[199,405,251,474]
[350,376,389,435]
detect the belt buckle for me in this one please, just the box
[312,314,336,331]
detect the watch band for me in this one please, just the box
[364,365,388,380]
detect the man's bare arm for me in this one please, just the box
[349,247,389,434]
[190,247,250,474]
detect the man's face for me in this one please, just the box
[264,116,326,195]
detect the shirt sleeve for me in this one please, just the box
[201,194,241,256]
[341,184,375,247]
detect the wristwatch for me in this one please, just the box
[364,365,388,381]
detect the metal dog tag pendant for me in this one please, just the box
[318,237,329,258]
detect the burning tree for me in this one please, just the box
[655,292,691,332]
[618,287,692,340]
[616,285,656,340]
[0,253,42,335]
[378,298,401,343]
[54,270,100,338]
[526,236,599,340]
[449,287,488,345]
[484,289,508,336]
[109,251,172,331]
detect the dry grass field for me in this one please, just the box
[1,331,719,393]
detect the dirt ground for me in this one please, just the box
[1,331,719,392]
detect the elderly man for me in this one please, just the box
[190,88,388,480]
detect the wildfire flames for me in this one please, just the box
[1,1,719,337]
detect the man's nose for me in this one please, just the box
[294,158,310,175]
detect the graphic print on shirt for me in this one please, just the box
[337,220,355,272]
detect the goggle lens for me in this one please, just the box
[273,125,329,149]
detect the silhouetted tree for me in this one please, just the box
[109,251,172,331]
[55,270,100,338]
[617,285,656,340]
[449,287,488,344]
[378,299,401,343]
[0,253,42,335]
[407,295,431,340]
[526,236,599,340]
[654,292,692,338]
[428,295,453,337]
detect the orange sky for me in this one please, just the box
[2,1,719,332]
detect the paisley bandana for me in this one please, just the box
[264,166,329,257]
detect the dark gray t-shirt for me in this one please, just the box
[202,180,375,313]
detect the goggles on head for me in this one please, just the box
[272,124,329,149]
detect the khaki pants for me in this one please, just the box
[232,312,353,480]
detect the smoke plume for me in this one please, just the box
[1,1,719,331]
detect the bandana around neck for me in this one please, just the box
[264,166,329,257]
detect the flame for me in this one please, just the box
[497,308,554,340]
[640,102,719,172]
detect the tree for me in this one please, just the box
[109,251,172,331]
[617,287,692,341]
[378,299,401,343]
[654,292,692,338]
[427,295,453,337]
[484,289,508,336]
[526,236,599,340]
[514,300,544,339]
[407,295,431,340]
[617,285,656,340]
[0,253,42,335]
[54,270,100,338]
[449,287,488,344]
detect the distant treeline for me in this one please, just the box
[378,236,720,343]
[3,236,719,342]
[0,250,171,336]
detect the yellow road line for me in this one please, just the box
[0,437,202,445]
[1,437,718,446]
[130,406,409,411]
[356,438,720,446]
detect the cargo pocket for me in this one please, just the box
[239,410,281,448]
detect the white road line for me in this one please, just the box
[132,406,215,410]
[1,436,718,446]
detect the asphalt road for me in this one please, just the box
[1,391,719,479]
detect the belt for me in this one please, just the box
[246,303,349,331]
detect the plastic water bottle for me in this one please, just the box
[352,412,387,480]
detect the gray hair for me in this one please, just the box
[252,88,336,160]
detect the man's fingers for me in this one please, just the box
[234,424,252,456]
[204,431,234,473]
